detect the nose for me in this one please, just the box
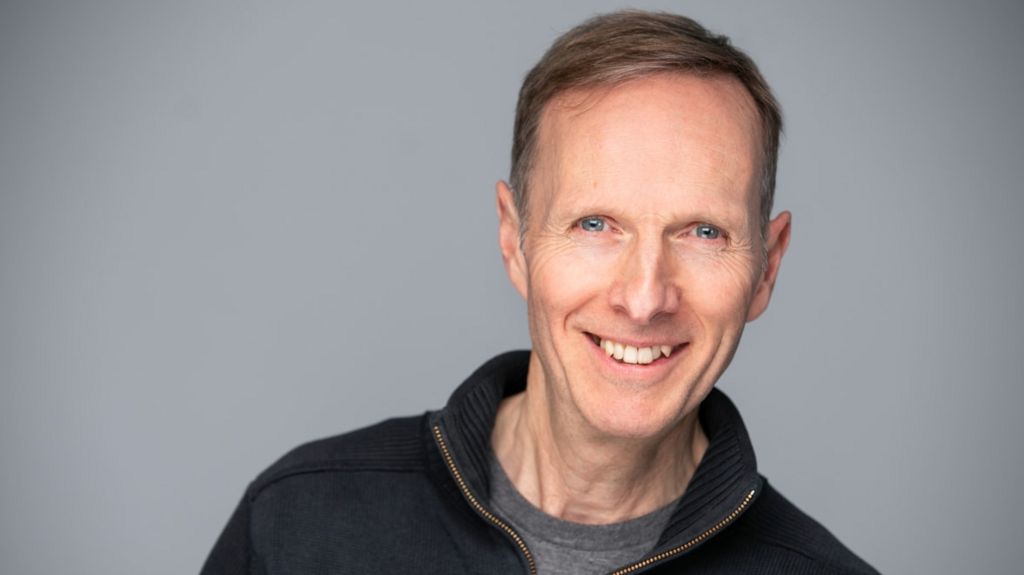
[608,236,680,324]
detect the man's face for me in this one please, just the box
[498,73,790,439]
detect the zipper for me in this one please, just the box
[432,424,537,575]
[434,422,754,575]
[607,488,757,575]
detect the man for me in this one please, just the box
[203,10,877,574]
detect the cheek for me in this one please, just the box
[525,245,617,353]
[678,255,759,321]
[528,241,617,310]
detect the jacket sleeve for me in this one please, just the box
[200,489,259,575]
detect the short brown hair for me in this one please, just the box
[510,10,782,234]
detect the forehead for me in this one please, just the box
[532,73,762,220]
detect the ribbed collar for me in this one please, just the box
[430,350,762,556]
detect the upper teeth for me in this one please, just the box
[600,338,673,365]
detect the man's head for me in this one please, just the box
[509,10,782,237]
[496,11,791,440]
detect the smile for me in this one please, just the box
[587,334,680,365]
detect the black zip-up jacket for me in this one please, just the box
[202,351,879,574]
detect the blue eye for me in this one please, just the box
[578,216,606,232]
[693,224,721,240]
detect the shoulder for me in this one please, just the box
[248,413,432,498]
[218,414,489,572]
[725,479,879,574]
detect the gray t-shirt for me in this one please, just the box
[488,455,677,575]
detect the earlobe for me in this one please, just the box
[746,211,792,322]
[496,181,529,300]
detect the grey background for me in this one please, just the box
[2,1,1021,573]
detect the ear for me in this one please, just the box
[747,211,791,322]
[496,180,529,300]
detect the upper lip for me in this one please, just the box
[585,331,683,349]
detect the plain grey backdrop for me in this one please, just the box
[2,1,1022,573]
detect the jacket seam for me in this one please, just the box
[252,464,424,496]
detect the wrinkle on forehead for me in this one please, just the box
[529,73,763,234]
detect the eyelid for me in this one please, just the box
[575,215,611,232]
[688,222,726,240]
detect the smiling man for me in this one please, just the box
[203,10,877,575]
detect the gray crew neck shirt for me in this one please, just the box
[487,455,678,575]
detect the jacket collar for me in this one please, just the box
[431,350,762,554]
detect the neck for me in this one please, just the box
[490,375,708,525]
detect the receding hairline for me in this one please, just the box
[509,10,782,240]
[524,71,767,220]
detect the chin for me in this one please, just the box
[579,393,688,441]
